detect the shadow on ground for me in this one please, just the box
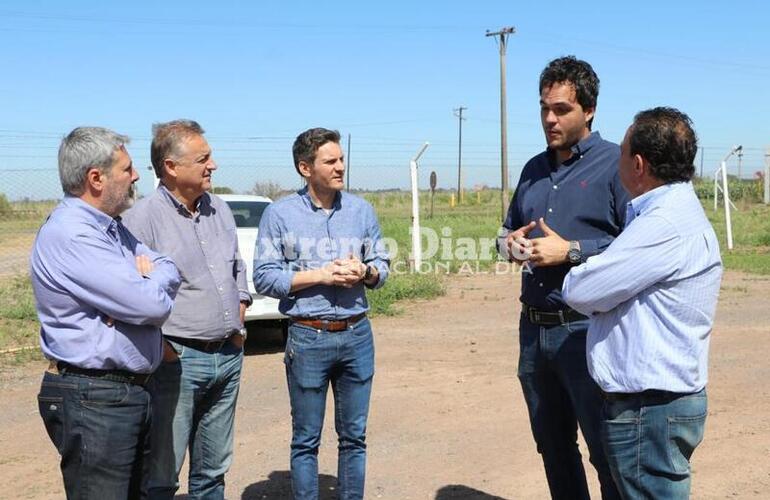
[241,470,338,499]
[435,484,509,499]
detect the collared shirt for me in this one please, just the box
[122,185,251,341]
[501,131,628,310]
[562,182,723,393]
[30,196,181,373]
[253,186,390,319]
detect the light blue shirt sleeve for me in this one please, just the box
[362,203,389,289]
[57,225,181,326]
[563,214,681,315]
[253,204,295,299]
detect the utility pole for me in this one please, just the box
[486,26,515,221]
[454,106,467,203]
[346,133,351,191]
[699,147,704,179]
[737,148,743,180]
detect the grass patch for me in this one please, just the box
[0,274,41,366]
[367,272,446,316]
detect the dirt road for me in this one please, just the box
[1,271,768,499]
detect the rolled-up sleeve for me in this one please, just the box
[362,204,389,289]
[253,205,295,299]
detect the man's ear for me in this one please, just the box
[163,158,177,179]
[584,106,596,126]
[297,160,312,179]
[85,167,105,193]
[635,154,648,179]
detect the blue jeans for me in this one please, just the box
[602,389,707,499]
[146,338,243,500]
[285,318,375,500]
[517,315,620,500]
[37,370,152,499]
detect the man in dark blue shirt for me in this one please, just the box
[500,56,627,500]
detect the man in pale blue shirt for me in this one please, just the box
[122,120,251,500]
[563,107,723,499]
[31,127,181,498]
[253,127,389,500]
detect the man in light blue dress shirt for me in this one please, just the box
[563,107,723,499]
[31,127,181,498]
[122,120,251,500]
[253,127,389,500]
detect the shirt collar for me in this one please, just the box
[625,181,689,227]
[62,195,119,234]
[157,183,209,217]
[548,131,602,167]
[298,185,342,212]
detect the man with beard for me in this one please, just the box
[31,126,181,498]
[122,119,251,499]
[499,56,626,499]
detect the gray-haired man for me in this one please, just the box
[32,127,180,498]
[122,119,251,499]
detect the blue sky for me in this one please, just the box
[1,0,768,199]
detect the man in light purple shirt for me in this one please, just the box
[122,119,250,500]
[31,126,181,498]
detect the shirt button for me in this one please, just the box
[224,311,229,316]
[209,264,214,269]
[218,286,223,291]
[553,185,558,190]
[547,208,553,213]
[539,282,544,287]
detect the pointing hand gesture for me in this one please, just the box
[529,218,570,267]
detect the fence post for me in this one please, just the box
[765,148,770,205]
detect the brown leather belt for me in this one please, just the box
[290,313,367,332]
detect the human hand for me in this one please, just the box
[332,254,366,288]
[162,340,179,362]
[529,218,570,266]
[135,255,154,277]
[504,221,536,262]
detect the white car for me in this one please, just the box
[219,194,286,325]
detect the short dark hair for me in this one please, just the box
[292,128,341,176]
[539,56,599,128]
[628,107,698,184]
[150,119,205,179]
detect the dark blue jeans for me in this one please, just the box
[602,389,707,499]
[284,318,375,500]
[37,370,152,499]
[517,315,620,500]
[146,338,243,500]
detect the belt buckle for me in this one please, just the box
[557,310,565,324]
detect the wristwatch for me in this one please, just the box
[567,241,582,264]
[363,264,374,281]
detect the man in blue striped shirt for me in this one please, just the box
[563,107,723,499]
[253,127,389,500]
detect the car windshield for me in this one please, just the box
[226,201,269,228]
